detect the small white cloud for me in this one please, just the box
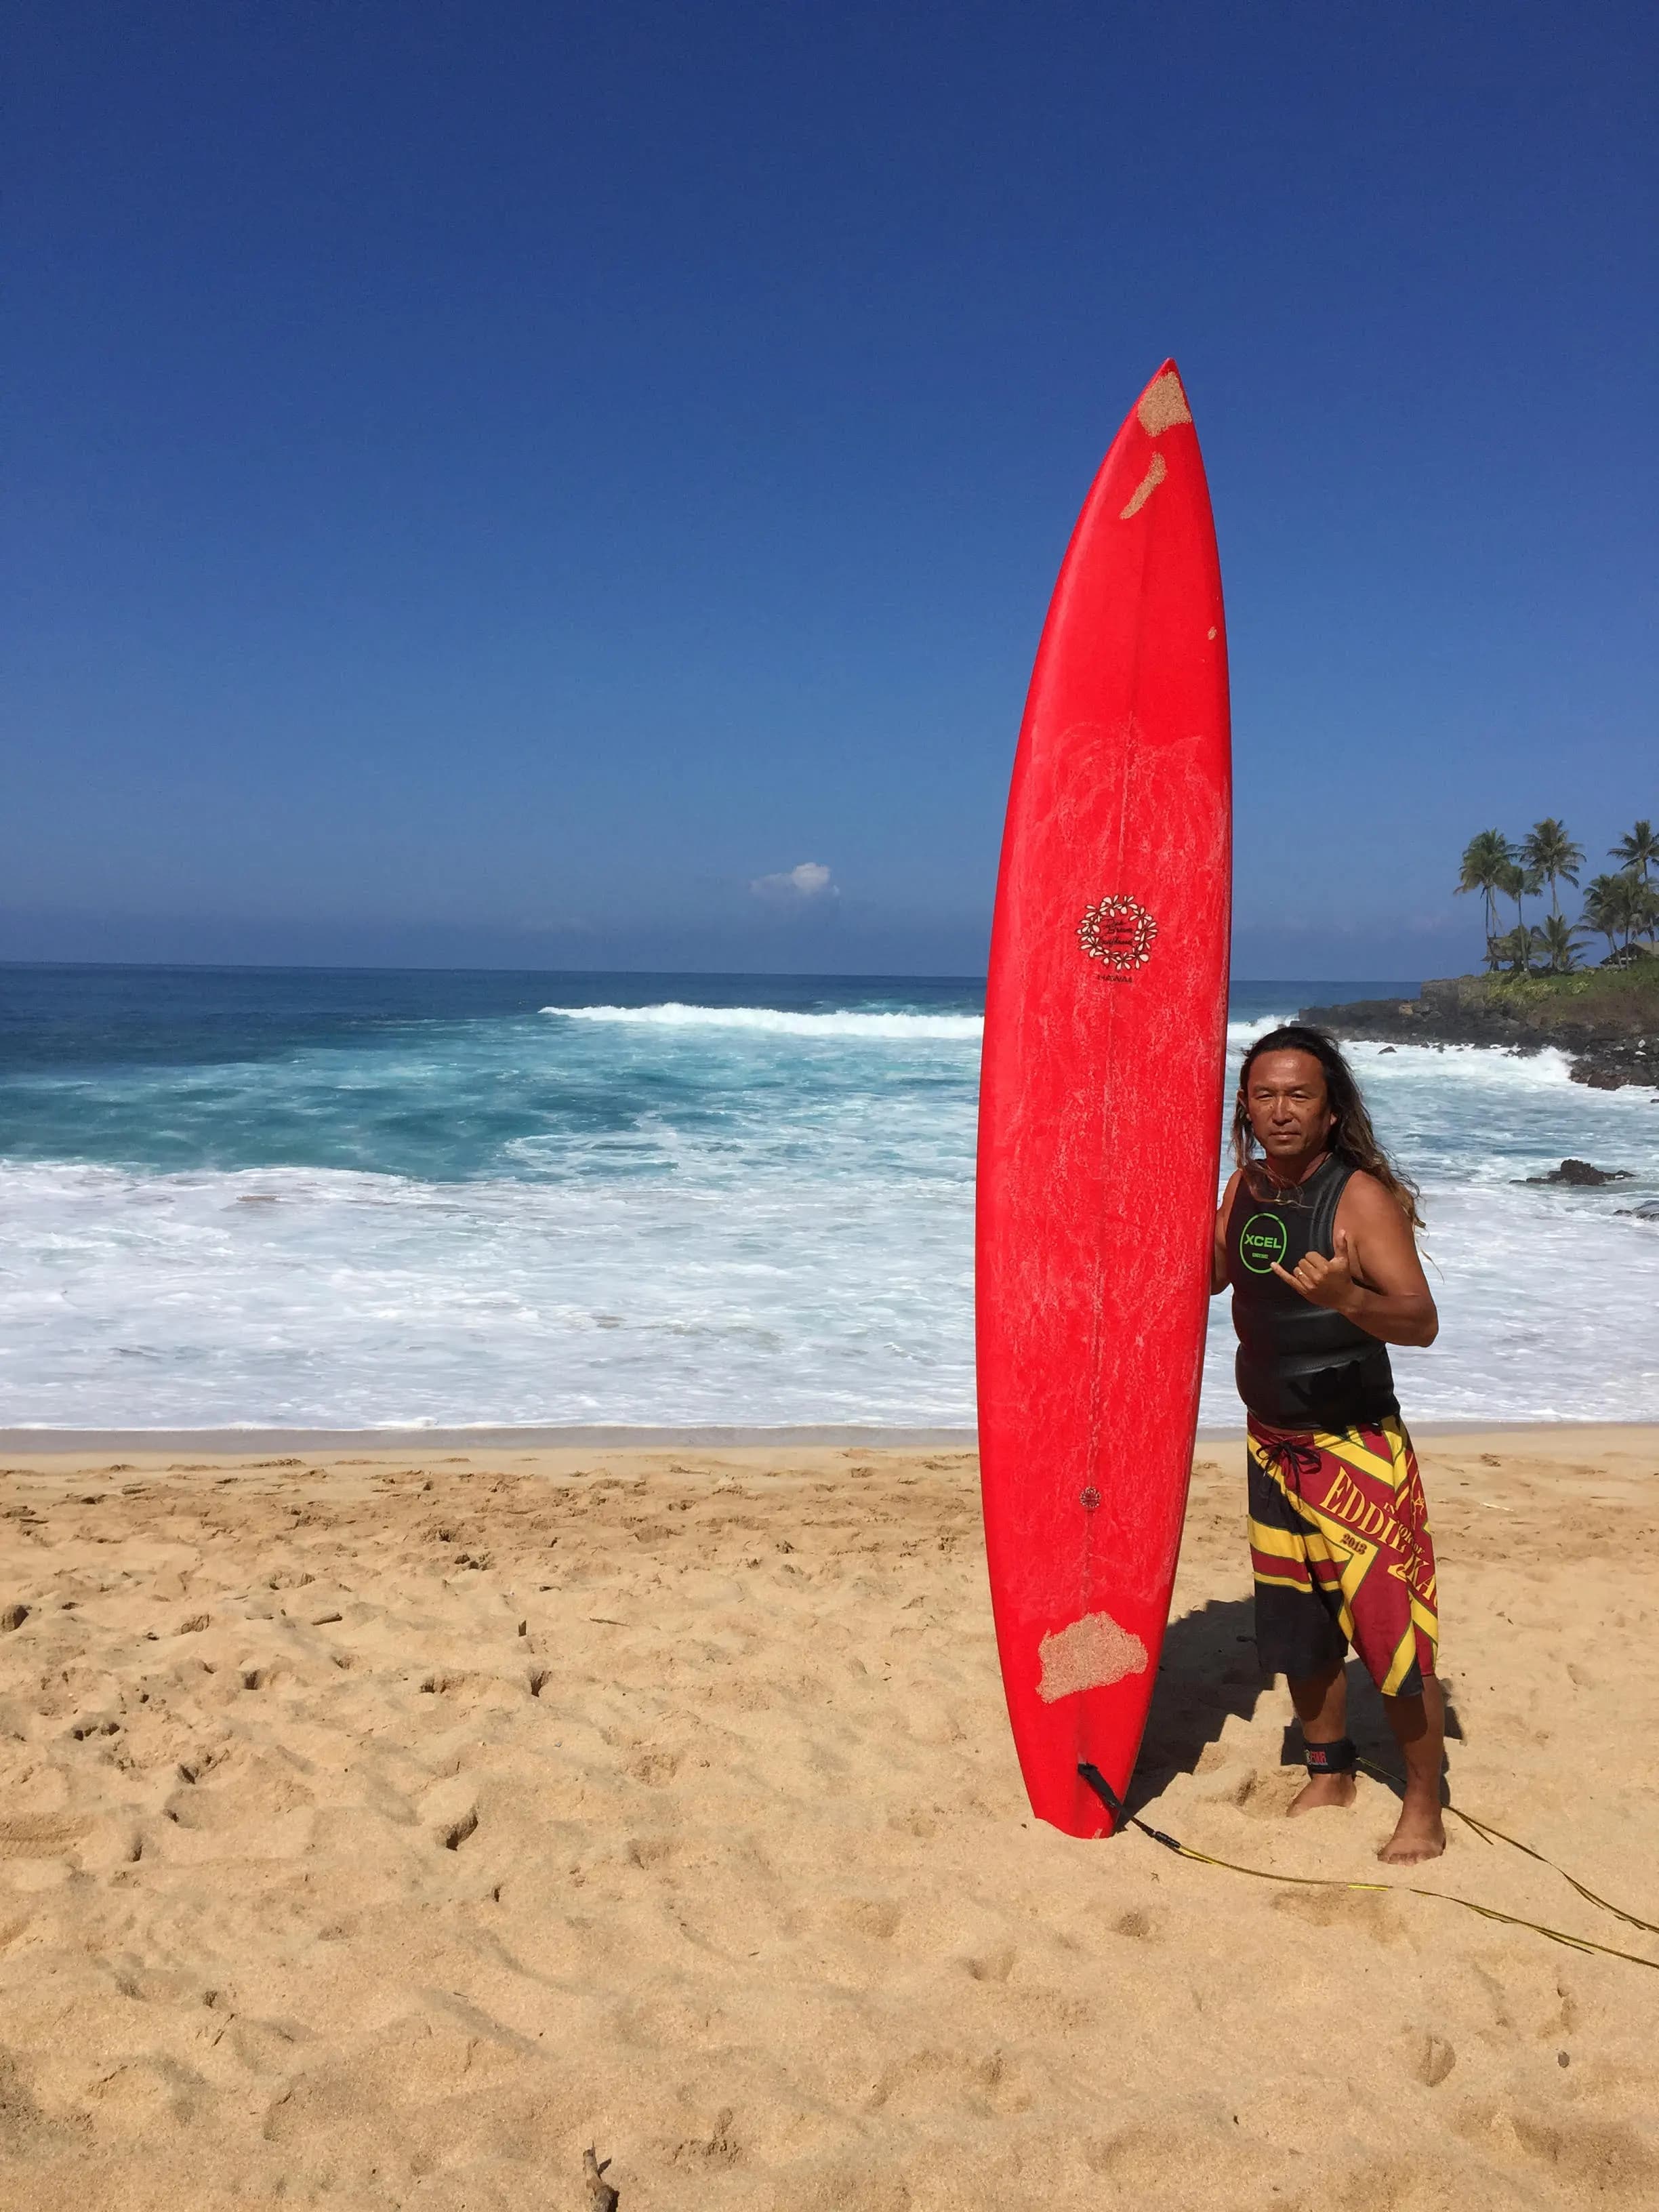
[750,861,838,901]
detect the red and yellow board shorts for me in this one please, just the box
[1247,1414,1439,1698]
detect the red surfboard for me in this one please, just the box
[976,360,1231,1839]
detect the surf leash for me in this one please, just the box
[1353,1753,1659,1938]
[1076,1762,1659,1973]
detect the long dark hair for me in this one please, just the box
[1233,1023,1424,1229]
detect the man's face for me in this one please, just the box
[1243,1049,1335,1164]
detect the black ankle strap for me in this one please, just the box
[1304,1736,1357,1775]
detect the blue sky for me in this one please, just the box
[4,1,1654,978]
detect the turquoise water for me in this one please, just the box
[1,964,1654,1428]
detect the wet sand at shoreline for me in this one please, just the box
[2,1426,1656,2208]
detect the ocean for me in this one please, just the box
[1,964,1654,1431]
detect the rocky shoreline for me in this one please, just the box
[1298,966,1659,1093]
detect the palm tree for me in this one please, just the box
[1488,923,1533,975]
[1611,819,1658,885]
[1456,829,1513,947]
[1583,872,1642,958]
[1521,819,1584,915]
[1533,912,1585,974]
[1495,859,1540,937]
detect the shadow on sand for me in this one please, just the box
[1128,1595,1463,1818]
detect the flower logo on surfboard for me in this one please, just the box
[1076,894,1158,974]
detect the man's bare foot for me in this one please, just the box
[1288,1771,1357,1816]
[1378,1800,1446,1863]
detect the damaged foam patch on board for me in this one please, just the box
[1036,1611,1149,1702]
[1135,368,1192,438]
[1119,452,1166,520]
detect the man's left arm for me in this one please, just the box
[1269,1174,1439,1347]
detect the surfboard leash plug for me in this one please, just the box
[1077,1761,1182,1851]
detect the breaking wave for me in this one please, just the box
[544,1002,983,1041]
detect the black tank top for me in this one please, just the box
[1225,1154,1397,1429]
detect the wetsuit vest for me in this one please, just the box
[1226,1153,1397,1430]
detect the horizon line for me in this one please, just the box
[0,956,1431,986]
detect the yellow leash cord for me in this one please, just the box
[1076,1761,1659,1973]
[1355,1753,1659,1942]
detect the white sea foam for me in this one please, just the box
[0,1150,977,1429]
[544,1002,984,1041]
[2,990,1655,1431]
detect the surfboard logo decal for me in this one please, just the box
[1036,1610,1150,1702]
[1077,895,1158,973]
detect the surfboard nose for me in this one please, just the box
[1134,359,1194,436]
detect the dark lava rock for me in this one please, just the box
[1616,1199,1659,1220]
[1299,973,1658,1094]
[1570,1036,1659,1091]
[1521,1159,1635,1187]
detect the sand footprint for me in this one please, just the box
[1412,2032,1456,2087]
[628,1749,682,1788]
[834,1896,901,1941]
[670,2106,739,2169]
[963,1942,1015,1982]
[0,1813,89,1859]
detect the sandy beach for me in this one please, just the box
[2,1427,1657,2209]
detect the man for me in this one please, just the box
[1212,1023,1444,1864]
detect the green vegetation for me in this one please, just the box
[1415,964,1659,1075]
[1455,817,1657,975]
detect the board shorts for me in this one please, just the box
[1247,1414,1439,1698]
